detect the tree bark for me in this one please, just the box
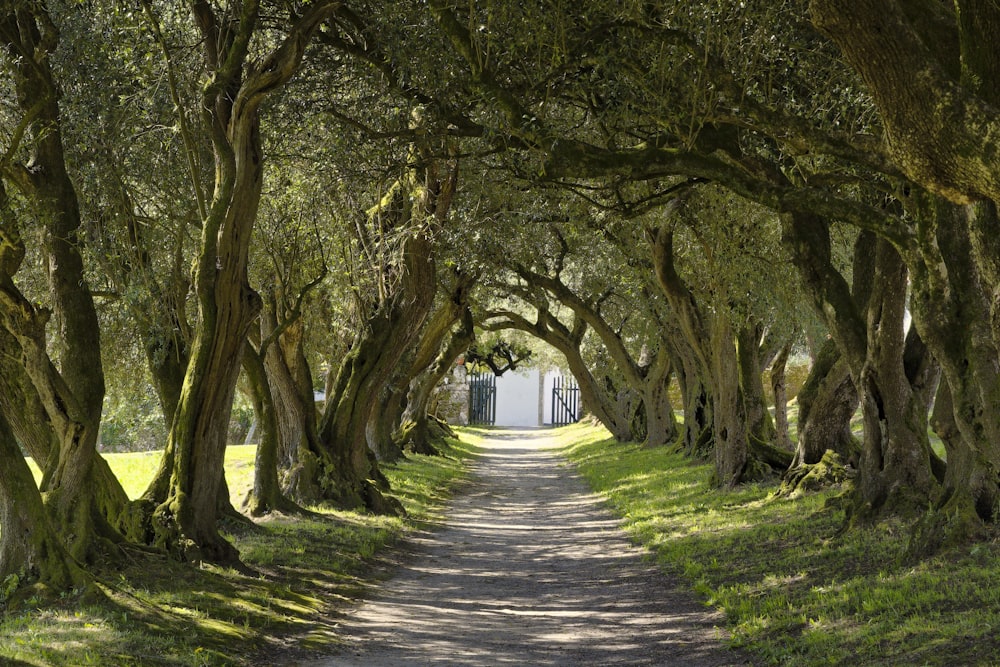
[0,9,128,567]
[810,0,1000,204]
[0,409,88,594]
[150,3,336,562]
[399,301,476,455]
[737,320,776,449]
[241,343,299,516]
[649,222,777,483]
[395,273,476,455]
[791,340,859,467]
[711,317,750,486]
[854,240,938,518]
[770,341,794,452]
[781,214,938,517]
[905,195,1000,548]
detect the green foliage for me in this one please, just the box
[557,422,1000,666]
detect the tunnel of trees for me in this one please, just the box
[2,0,1000,595]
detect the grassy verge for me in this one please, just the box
[555,421,1000,666]
[3,434,481,666]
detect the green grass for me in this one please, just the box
[4,435,479,666]
[554,421,1000,666]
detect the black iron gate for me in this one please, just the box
[551,374,580,426]
[469,371,497,425]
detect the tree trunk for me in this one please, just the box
[368,384,408,463]
[241,344,299,516]
[673,344,714,457]
[260,314,324,504]
[853,240,938,519]
[781,213,937,518]
[737,320,776,448]
[315,233,436,513]
[0,10,128,568]
[400,306,476,455]
[810,0,1000,204]
[150,3,335,562]
[639,346,678,448]
[791,339,859,467]
[906,196,1000,548]
[711,317,751,487]
[770,341,794,452]
[0,409,89,594]
[649,222,776,482]
[397,277,477,455]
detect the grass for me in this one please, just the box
[554,421,1000,666]
[4,434,480,666]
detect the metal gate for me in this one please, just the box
[551,374,580,426]
[469,371,497,425]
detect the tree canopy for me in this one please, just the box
[3,0,1000,599]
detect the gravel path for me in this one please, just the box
[302,428,753,666]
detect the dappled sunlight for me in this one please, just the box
[307,426,742,666]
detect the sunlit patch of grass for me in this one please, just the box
[557,421,1000,666]
[4,434,478,666]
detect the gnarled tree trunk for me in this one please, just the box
[791,338,859,468]
[0,409,88,594]
[149,3,336,563]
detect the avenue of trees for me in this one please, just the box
[3,0,1000,598]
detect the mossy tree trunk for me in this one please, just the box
[650,222,776,483]
[791,338,859,467]
[316,231,437,512]
[782,212,938,518]
[395,272,477,456]
[810,0,1000,205]
[149,2,337,562]
[400,304,475,454]
[0,408,88,593]
[905,196,1000,548]
[854,240,938,518]
[0,9,130,573]
[414,311,476,439]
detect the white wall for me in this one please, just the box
[493,369,542,427]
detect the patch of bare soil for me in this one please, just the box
[297,428,753,666]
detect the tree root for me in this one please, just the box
[779,450,854,498]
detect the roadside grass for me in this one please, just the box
[555,421,1000,666]
[4,435,479,666]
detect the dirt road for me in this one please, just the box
[303,429,752,666]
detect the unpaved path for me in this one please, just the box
[303,429,752,666]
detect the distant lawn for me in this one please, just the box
[555,421,1000,666]
[26,445,258,502]
[5,434,481,666]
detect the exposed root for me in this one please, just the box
[779,450,854,498]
